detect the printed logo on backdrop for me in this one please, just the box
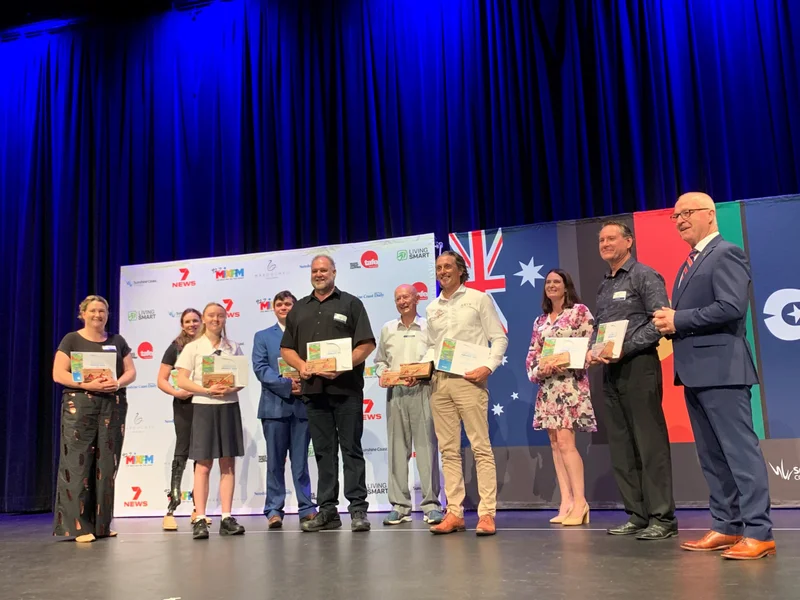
[128,309,156,322]
[363,446,388,456]
[367,482,388,496]
[256,298,273,312]
[222,298,240,318]
[125,412,155,435]
[413,282,429,301]
[173,268,197,288]
[768,460,800,481]
[396,247,430,261]
[357,292,385,301]
[364,366,378,378]
[124,278,157,288]
[363,398,382,421]
[128,383,157,390]
[124,486,148,508]
[163,490,192,502]
[255,259,290,280]
[134,342,154,360]
[123,453,155,466]
[763,289,800,341]
[212,266,246,281]
[352,251,379,269]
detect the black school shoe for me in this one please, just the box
[351,511,371,532]
[301,511,343,532]
[192,518,209,540]
[219,516,246,536]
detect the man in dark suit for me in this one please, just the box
[252,291,317,529]
[654,192,775,560]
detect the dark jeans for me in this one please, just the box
[603,349,676,527]
[305,393,368,516]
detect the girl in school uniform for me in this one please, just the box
[175,302,246,539]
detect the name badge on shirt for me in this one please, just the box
[102,345,116,351]
[333,313,348,324]
[612,291,627,301]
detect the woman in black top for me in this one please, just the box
[156,308,201,531]
[52,295,137,542]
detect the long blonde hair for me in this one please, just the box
[198,302,232,349]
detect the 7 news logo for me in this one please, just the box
[223,298,240,318]
[363,398,382,421]
[124,486,148,508]
[173,268,196,288]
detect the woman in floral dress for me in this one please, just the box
[525,269,596,526]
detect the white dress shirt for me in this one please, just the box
[420,285,508,372]
[374,315,427,374]
[692,231,720,253]
[175,334,243,405]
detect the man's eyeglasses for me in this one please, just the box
[669,208,711,222]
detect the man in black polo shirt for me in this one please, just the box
[281,254,376,532]
[588,221,677,541]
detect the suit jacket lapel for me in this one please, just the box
[673,235,722,307]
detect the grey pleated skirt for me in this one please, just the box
[189,402,245,460]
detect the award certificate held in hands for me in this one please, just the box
[201,355,249,388]
[71,351,116,383]
[306,338,353,372]
[541,337,590,369]
[592,320,629,360]
[435,338,491,377]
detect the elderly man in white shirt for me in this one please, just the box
[374,284,444,526]
[411,251,508,536]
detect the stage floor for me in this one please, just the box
[1,509,798,600]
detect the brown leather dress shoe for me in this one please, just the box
[430,512,466,534]
[268,515,283,529]
[476,515,496,536]
[680,530,742,552]
[721,538,776,560]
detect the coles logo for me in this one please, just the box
[124,486,148,508]
[413,282,429,301]
[363,398,382,421]
[360,251,379,269]
[223,298,240,318]
[137,342,153,360]
[173,268,196,288]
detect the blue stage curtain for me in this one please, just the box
[0,0,798,511]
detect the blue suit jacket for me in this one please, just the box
[252,325,307,420]
[671,235,759,388]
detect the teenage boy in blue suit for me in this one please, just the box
[253,291,317,528]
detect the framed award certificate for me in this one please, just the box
[435,338,491,376]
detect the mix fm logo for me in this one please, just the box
[363,398,382,421]
[213,267,245,281]
[223,298,240,318]
[413,282,429,301]
[173,268,196,288]
[124,486,148,508]
[256,298,273,312]
[124,453,155,466]
[360,251,379,269]
[136,342,153,360]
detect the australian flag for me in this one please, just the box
[449,224,560,447]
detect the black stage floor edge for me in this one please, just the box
[1,510,798,600]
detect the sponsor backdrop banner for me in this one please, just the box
[450,195,800,507]
[116,234,437,517]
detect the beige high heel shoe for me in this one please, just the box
[561,503,590,526]
[549,507,572,524]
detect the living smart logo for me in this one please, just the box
[128,309,156,322]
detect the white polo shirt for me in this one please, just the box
[175,334,243,405]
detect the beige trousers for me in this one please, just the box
[430,372,497,517]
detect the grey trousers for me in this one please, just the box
[386,384,442,516]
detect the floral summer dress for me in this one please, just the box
[525,304,597,431]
